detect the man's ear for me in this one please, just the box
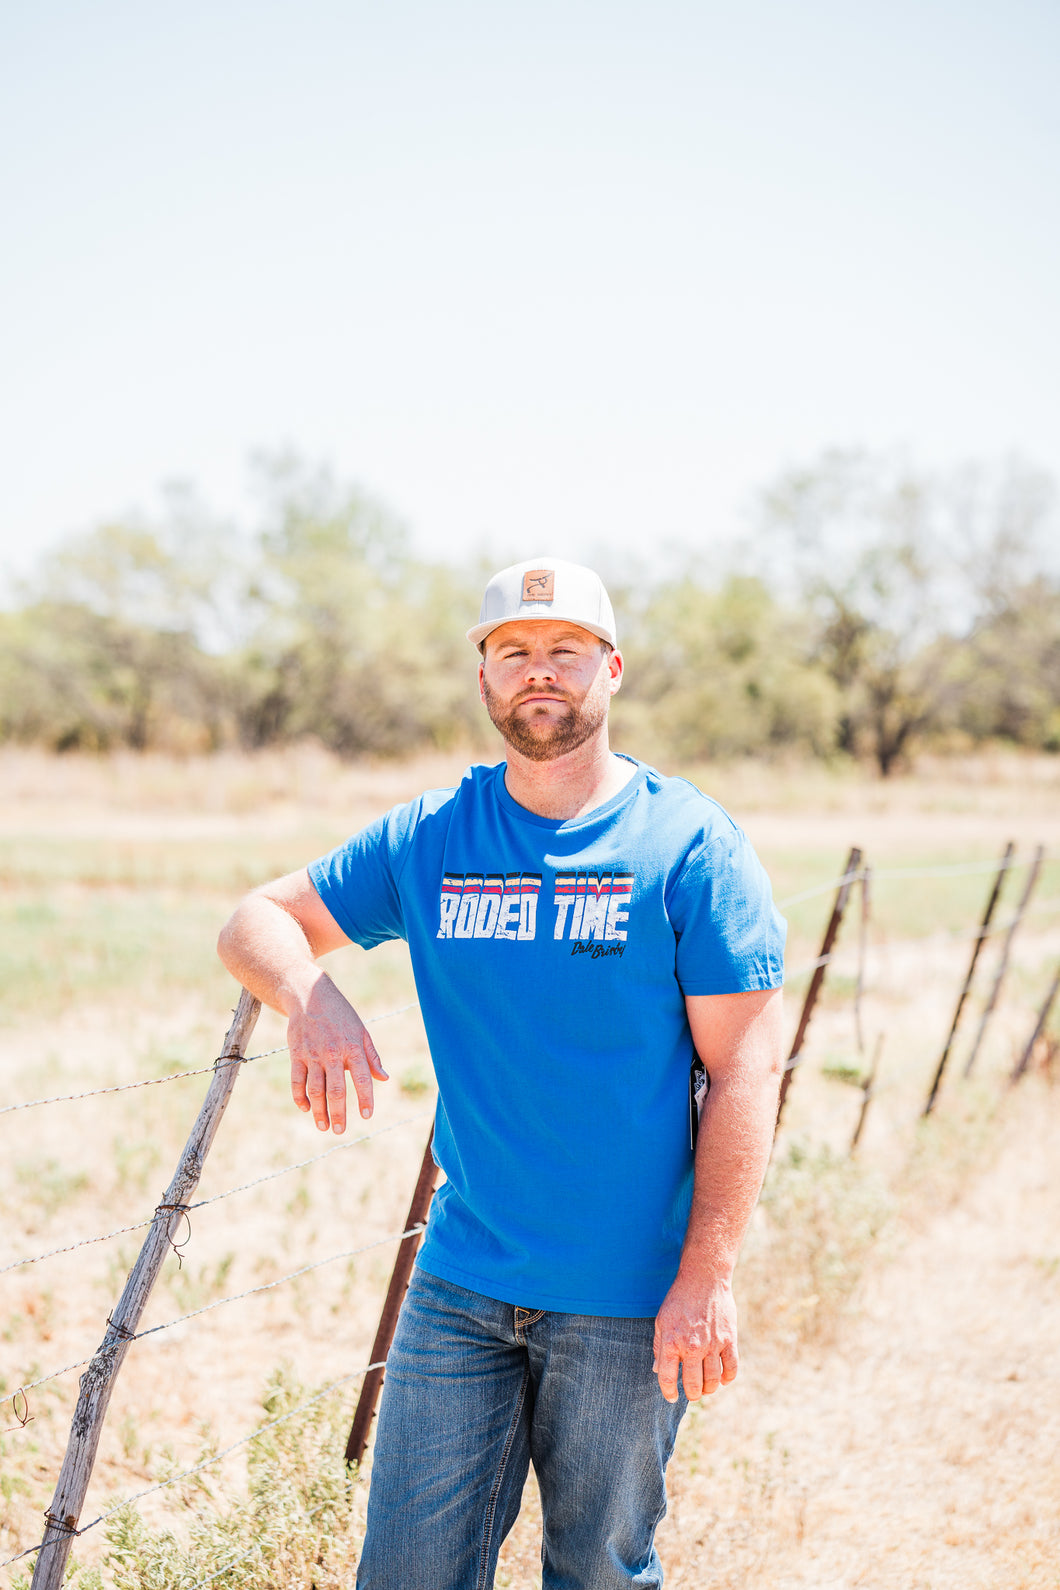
[478,661,486,705]
[607,647,624,696]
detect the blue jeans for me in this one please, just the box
[356,1269,687,1590]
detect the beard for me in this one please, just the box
[482,675,610,762]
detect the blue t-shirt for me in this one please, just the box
[309,757,786,1315]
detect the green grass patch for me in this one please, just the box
[0,886,233,1021]
[22,1368,370,1590]
[0,829,351,893]
[739,1141,894,1347]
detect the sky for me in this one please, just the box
[2,0,1058,590]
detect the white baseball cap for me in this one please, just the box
[467,557,617,649]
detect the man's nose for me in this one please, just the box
[525,652,557,679]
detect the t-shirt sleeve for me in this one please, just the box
[668,825,786,995]
[307,800,419,949]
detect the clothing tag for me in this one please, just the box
[688,1054,709,1152]
[522,568,555,603]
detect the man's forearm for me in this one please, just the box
[678,1051,781,1285]
[216,871,387,1133]
[653,988,783,1402]
[217,892,329,1017]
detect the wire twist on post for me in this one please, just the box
[155,1202,192,1267]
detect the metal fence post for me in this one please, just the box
[1011,961,1060,1086]
[963,845,1045,1078]
[345,1125,439,1468]
[776,846,863,1131]
[922,841,1014,1117]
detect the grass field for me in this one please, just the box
[1,744,1059,1589]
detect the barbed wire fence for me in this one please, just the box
[2,847,1058,1587]
[0,990,433,1589]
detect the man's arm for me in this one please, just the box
[216,868,388,1134]
[653,986,783,1403]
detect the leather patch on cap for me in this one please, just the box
[522,569,555,603]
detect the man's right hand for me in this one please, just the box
[288,973,389,1133]
[217,867,389,1135]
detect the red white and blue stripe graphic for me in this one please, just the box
[553,871,633,941]
[438,867,631,944]
[438,872,543,940]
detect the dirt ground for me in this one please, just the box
[667,1080,1060,1588]
[1,747,1058,1588]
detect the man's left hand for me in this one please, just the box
[652,1272,739,1403]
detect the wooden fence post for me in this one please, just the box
[853,865,871,1060]
[850,1032,884,1154]
[1011,961,1060,1086]
[963,845,1045,1078]
[922,841,1014,1117]
[345,1126,439,1469]
[31,989,261,1590]
[776,846,862,1132]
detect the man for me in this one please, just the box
[217,556,786,1590]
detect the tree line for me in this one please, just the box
[2,450,1058,775]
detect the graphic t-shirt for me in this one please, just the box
[309,757,786,1315]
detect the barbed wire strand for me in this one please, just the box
[0,1211,158,1281]
[0,1107,433,1279]
[7,879,1057,1273]
[783,892,1060,985]
[0,1049,282,1120]
[184,1107,433,1216]
[870,856,1052,883]
[183,1542,262,1590]
[133,1222,425,1344]
[176,1437,346,1583]
[7,889,1058,1271]
[1,1537,48,1571]
[91,1364,375,1527]
[3,866,1052,1115]
[0,1354,96,1415]
[776,850,1053,912]
[180,1475,354,1590]
[191,1473,357,1584]
[0,1217,429,1417]
[0,1002,419,1118]
[0,1364,377,1573]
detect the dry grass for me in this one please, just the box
[1,746,1058,1589]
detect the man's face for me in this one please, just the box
[479,620,623,762]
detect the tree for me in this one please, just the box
[612,573,840,762]
[1,508,238,751]
[0,601,226,751]
[232,454,485,755]
[0,456,489,757]
[755,451,1059,773]
[953,577,1060,751]
[5,448,1057,766]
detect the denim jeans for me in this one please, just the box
[356,1268,687,1590]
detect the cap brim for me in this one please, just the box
[466,615,615,647]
